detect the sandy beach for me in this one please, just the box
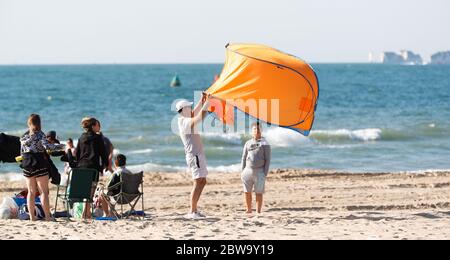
[1,169,449,240]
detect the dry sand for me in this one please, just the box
[1,169,450,240]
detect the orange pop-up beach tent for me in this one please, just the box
[205,43,319,136]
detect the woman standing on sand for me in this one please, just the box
[75,117,108,177]
[75,117,108,219]
[20,114,64,221]
[241,122,271,214]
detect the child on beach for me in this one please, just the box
[96,154,133,217]
[20,114,64,221]
[176,93,211,219]
[241,122,271,214]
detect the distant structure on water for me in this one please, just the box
[368,52,374,63]
[430,51,450,64]
[381,50,423,65]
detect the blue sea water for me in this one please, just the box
[1,64,449,178]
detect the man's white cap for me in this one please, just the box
[175,99,193,112]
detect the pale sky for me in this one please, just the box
[0,0,449,64]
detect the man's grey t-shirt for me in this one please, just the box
[178,116,205,156]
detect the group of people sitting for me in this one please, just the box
[19,114,127,221]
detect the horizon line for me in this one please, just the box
[0,62,392,66]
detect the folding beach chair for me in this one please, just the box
[105,171,144,220]
[54,168,99,220]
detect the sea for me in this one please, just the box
[1,64,449,179]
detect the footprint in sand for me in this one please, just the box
[253,221,265,227]
[284,227,296,231]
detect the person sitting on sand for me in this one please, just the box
[241,122,271,214]
[176,93,211,219]
[75,117,108,218]
[20,114,64,221]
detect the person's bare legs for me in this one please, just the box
[244,192,253,214]
[190,178,206,213]
[83,203,92,219]
[256,193,263,214]
[36,175,52,221]
[99,196,111,217]
[25,177,38,221]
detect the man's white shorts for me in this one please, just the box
[186,153,208,179]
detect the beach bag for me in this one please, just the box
[0,133,21,163]
[13,197,41,208]
[72,202,84,219]
[0,197,19,219]
[18,204,45,220]
[13,191,41,209]
[0,207,12,219]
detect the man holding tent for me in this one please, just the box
[176,93,211,219]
